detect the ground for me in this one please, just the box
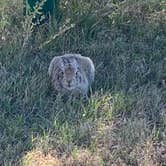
[0,0,166,165]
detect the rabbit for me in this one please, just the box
[48,54,95,99]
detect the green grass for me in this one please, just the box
[0,0,166,165]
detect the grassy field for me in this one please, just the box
[0,0,166,165]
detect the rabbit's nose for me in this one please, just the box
[68,80,72,86]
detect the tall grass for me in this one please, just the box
[0,0,166,165]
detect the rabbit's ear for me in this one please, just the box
[48,57,61,76]
[48,61,53,76]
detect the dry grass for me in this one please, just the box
[0,0,166,165]
[22,150,61,166]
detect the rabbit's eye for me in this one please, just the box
[76,70,80,76]
[57,71,63,80]
[57,74,61,80]
[79,76,82,82]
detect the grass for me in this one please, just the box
[0,0,166,165]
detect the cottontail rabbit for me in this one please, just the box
[48,54,95,99]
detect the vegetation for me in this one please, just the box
[0,0,166,165]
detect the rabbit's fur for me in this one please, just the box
[48,54,95,98]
